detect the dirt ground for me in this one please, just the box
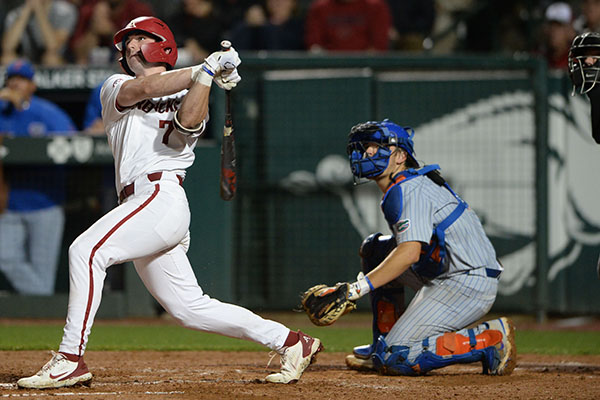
[2,314,600,399]
[1,351,599,399]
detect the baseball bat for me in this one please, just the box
[219,40,237,201]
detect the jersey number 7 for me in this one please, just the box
[160,120,174,145]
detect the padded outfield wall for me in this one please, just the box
[0,55,598,317]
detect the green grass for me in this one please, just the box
[1,322,599,355]
[514,330,600,355]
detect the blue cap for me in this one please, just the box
[5,59,35,80]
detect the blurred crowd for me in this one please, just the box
[0,0,596,70]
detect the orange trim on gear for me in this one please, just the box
[377,301,398,334]
[317,287,337,297]
[383,175,407,197]
[436,330,503,356]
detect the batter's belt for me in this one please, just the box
[119,172,184,202]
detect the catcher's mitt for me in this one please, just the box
[301,283,357,326]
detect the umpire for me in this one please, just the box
[568,31,600,278]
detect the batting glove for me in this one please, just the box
[203,47,241,76]
[214,68,241,91]
[192,47,242,87]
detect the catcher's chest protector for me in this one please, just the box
[380,165,468,278]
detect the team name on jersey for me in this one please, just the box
[135,98,181,114]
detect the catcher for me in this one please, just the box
[301,120,516,376]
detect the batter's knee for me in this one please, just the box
[169,309,195,329]
[69,232,116,272]
[163,297,207,330]
[360,233,396,274]
[68,236,92,265]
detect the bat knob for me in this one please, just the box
[220,40,232,51]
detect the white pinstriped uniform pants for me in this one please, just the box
[386,268,498,362]
[59,172,289,356]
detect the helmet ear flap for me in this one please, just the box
[119,56,135,76]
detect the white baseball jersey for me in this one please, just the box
[100,74,201,193]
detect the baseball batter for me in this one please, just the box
[17,16,322,389]
[568,31,600,279]
[342,120,516,376]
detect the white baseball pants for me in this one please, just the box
[59,172,289,356]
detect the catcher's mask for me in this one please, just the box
[113,16,178,76]
[347,119,416,180]
[568,31,600,95]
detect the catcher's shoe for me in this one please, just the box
[482,317,517,376]
[352,343,373,360]
[17,351,92,389]
[265,330,323,384]
[345,354,375,371]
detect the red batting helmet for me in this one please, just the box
[113,16,178,76]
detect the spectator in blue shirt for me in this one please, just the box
[82,80,105,135]
[0,59,76,295]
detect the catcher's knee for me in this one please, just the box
[360,233,396,274]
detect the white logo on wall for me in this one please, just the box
[280,91,600,296]
[47,136,94,164]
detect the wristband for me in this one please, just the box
[189,65,202,81]
[348,275,372,300]
[190,64,214,87]
[201,64,215,76]
[197,71,213,87]
[364,276,375,291]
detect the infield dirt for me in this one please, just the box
[2,314,600,399]
[2,351,600,399]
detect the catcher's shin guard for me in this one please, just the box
[372,337,417,376]
[354,233,404,360]
[372,327,504,376]
[478,317,517,375]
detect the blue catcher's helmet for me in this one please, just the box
[347,119,417,179]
